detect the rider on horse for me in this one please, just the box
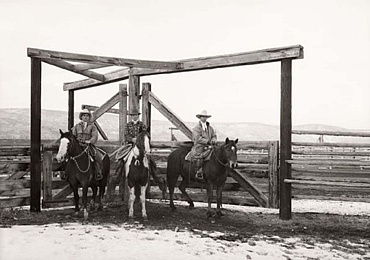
[61,109,104,181]
[190,110,217,180]
[117,108,165,186]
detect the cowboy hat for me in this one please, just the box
[129,108,141,115]
[79,109,92,120]
[196,110,212,119]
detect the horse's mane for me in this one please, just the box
[135,129,150,153]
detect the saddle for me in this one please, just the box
[185,148,213,162]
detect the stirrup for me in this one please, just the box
[95,173,103,180]
[195,171,203,180]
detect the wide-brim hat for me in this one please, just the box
[128,109,141,115]
[196,110,212,119]
[79,109,92,120]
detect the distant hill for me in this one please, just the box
[0,108,368,143]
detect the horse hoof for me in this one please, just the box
[143,216,148,222]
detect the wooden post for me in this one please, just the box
[30,57,42,212]
[142,83,152,132]
[128,73,140,119]
[279,59,292,220]
[268,141,279,208]
[119,84,128,145]
[42,150,53,207]
[68,90,74,130]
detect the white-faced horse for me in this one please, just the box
[116,127,151,220]
[56,130,110,220]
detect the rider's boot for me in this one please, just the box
[195,159,204,180]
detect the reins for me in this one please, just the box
[213,146,229,168]
[67,140,92,173]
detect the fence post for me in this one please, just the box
[142,83,152,133]
[42,149,53,208]
[128,73,140,118]
[268,141,279,208]
[119,84,128,145]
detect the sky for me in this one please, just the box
[0,0,369,129]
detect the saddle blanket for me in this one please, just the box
[115,144,133,161]
[185,149,212,162]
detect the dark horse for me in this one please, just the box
[56,130,110,220]
[167,138,238,217]
[116,128,151,220]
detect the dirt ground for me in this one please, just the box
[1,199,370,258]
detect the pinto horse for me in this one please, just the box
[56,130,110,220]
[167,138,238,218]
[116,128,151,220]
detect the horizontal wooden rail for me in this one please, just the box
[292,142,370,148]
[292,130,370,137]
[286,159,370,166]
[284,179,370,188]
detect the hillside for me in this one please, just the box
[0,108,367,143]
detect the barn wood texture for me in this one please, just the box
[27,45,304,216]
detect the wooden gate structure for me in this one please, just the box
[27,45,304,219]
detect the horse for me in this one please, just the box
[56,130,110,220]
[167,138,238,218]
[115,127,152,220]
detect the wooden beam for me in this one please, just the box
[228,168,268,207]
[128,74,140,119]
[63,45,304,91]
[142,83,152,131]
[28,48,182,69]
[292,129,370,137]
[42,58,105,81]
[284,179,370,188]
[64,68,130,91]
[119,84,128,145]
[68,90,74,130]
[73,63,112,71]
[279,59,292,220]
[82,104,121,114]
[148,91,192,139]
[90,93,120,121]
[30,57,42,212]
[94,121,108,140]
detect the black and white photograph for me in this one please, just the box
[0,0,369,259]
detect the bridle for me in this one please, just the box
[65,136,92,173]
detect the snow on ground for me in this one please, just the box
[1,199,369,260]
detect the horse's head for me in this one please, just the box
[56,129,78,163]
[221,137,239,169]
[134,126,151,155]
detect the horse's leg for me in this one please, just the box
[90,185,98,211]
[167,172,179,210]
[216,183,225,217]
[72,185,80,215]
[178,177,194,208]
[128,186,135,219]
[81,183,89,220]
[140,184,148,221]
[206,182,214,218]
[97,183,106,211]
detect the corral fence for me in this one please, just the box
[0,139,279,209]
[284,130,370,205]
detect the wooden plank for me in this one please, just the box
[284,179,370,188]
[292,150,370,156]
[30,57,42,212]
[42,58,105,81]
[90,93,120,121]
[0,179,30,191]
[68,90,74,130]
[128,74,140,118]
[82,104,121,114]
[73,63,112,71]
[28,48,182,69]
[94,121,108,140]
[268,141,279,208]
[279,59,292,220]
[142,83,152,133]
[63,45,304,91]
[0,197,30,208]
[42,151,53,203]
[53,184,73,200]
[286,159,370,166]
[148,91,192,139]
[293,142,370,148]
[64,68,130,91]
[119,84,128,145]
[292,130,370,137]
[228,168,268,207]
